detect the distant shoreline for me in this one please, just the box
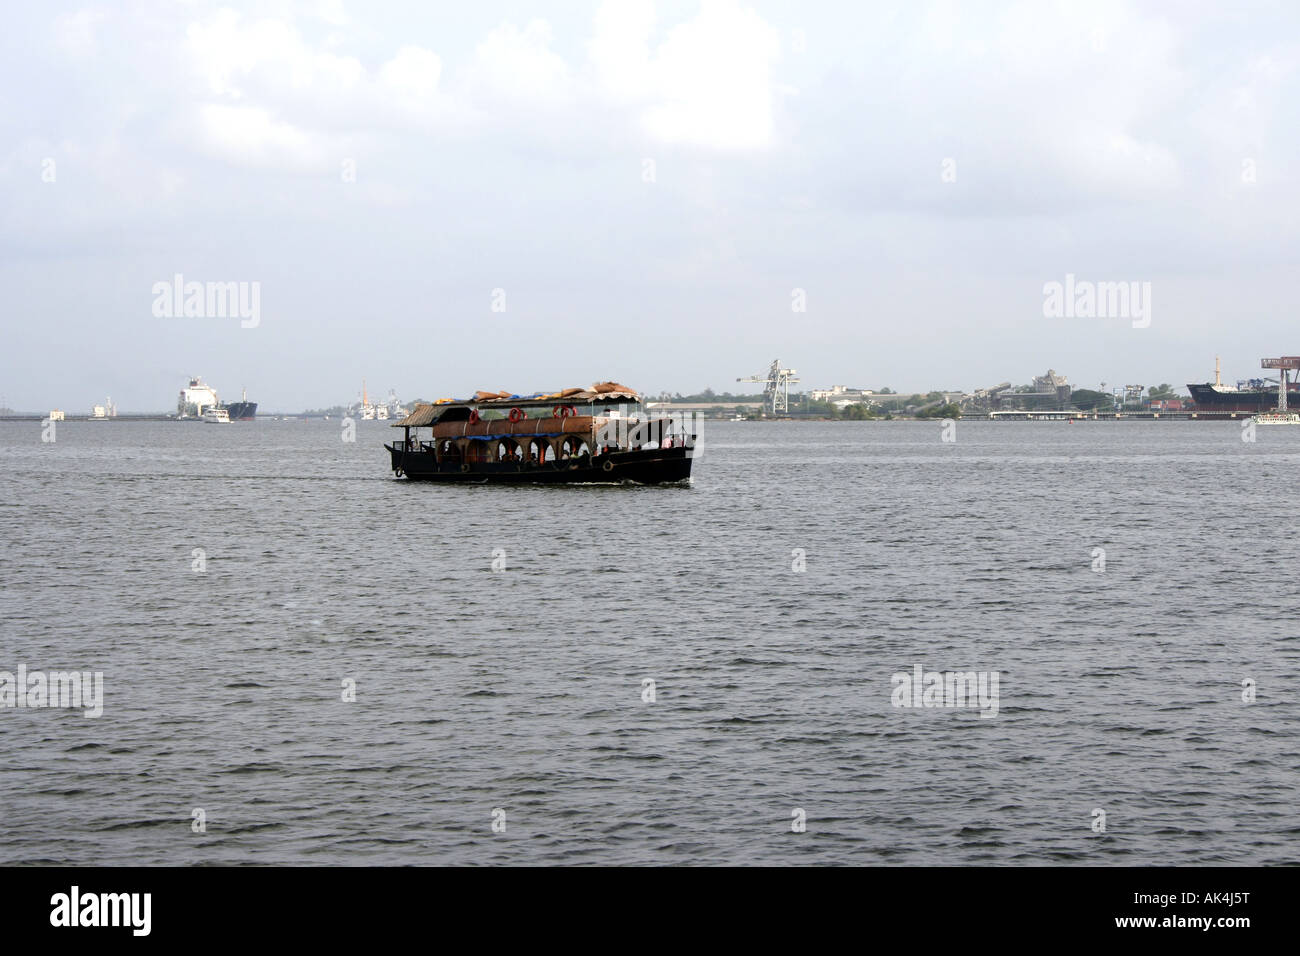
[0,412,1258,423]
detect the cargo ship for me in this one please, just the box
[1187,357,1300,413]
[386,382,697,484]
[223,387,258,421]
[176,377,257,420]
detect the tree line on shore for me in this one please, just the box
[296,383,1185,419]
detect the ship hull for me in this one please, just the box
[222,401,258,420]
[1187,383,1299,413]
[385,444,694,484]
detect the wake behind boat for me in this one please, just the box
[385,382,697,484]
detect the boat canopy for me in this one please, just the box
[394,403,439,427]
[391,383,640,426]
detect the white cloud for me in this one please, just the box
[312,0,350,28]
[53,8,106,56]
[165,3,788,159]
[379,45,442,101]
[591,0,784,149]
[177,8,452,164]
[588,0,655,100]
[195,103,323,169]
[470,20,572,105]
[185,10,367,101]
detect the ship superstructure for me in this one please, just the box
[178,377,220,417]
[354,380,377,420]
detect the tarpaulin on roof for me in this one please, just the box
[400,384,642,418]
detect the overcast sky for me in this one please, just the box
[2,1,1298,411]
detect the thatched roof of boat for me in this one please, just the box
[470,382,640,404]
[393,403,438,427]
[393,383,640,425]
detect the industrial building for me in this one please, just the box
[964,370,1071,412]
[809,385,876,404]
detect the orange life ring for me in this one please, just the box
[508,407,525,423]
[553,404,576,419]
[468,408,480,424]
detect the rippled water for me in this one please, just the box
[1,419,1298,865]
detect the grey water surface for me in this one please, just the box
[1,419,1297,865]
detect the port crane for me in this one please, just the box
[1260,356,1300,411]
[738,360,800,415]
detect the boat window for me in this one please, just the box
[599,402,643,419]
[560,437,588,458]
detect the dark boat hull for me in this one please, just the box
[386,444,693,484]
[1187,382,1298,413]
[222,401,258,421]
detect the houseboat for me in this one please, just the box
[385,382,697,484]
